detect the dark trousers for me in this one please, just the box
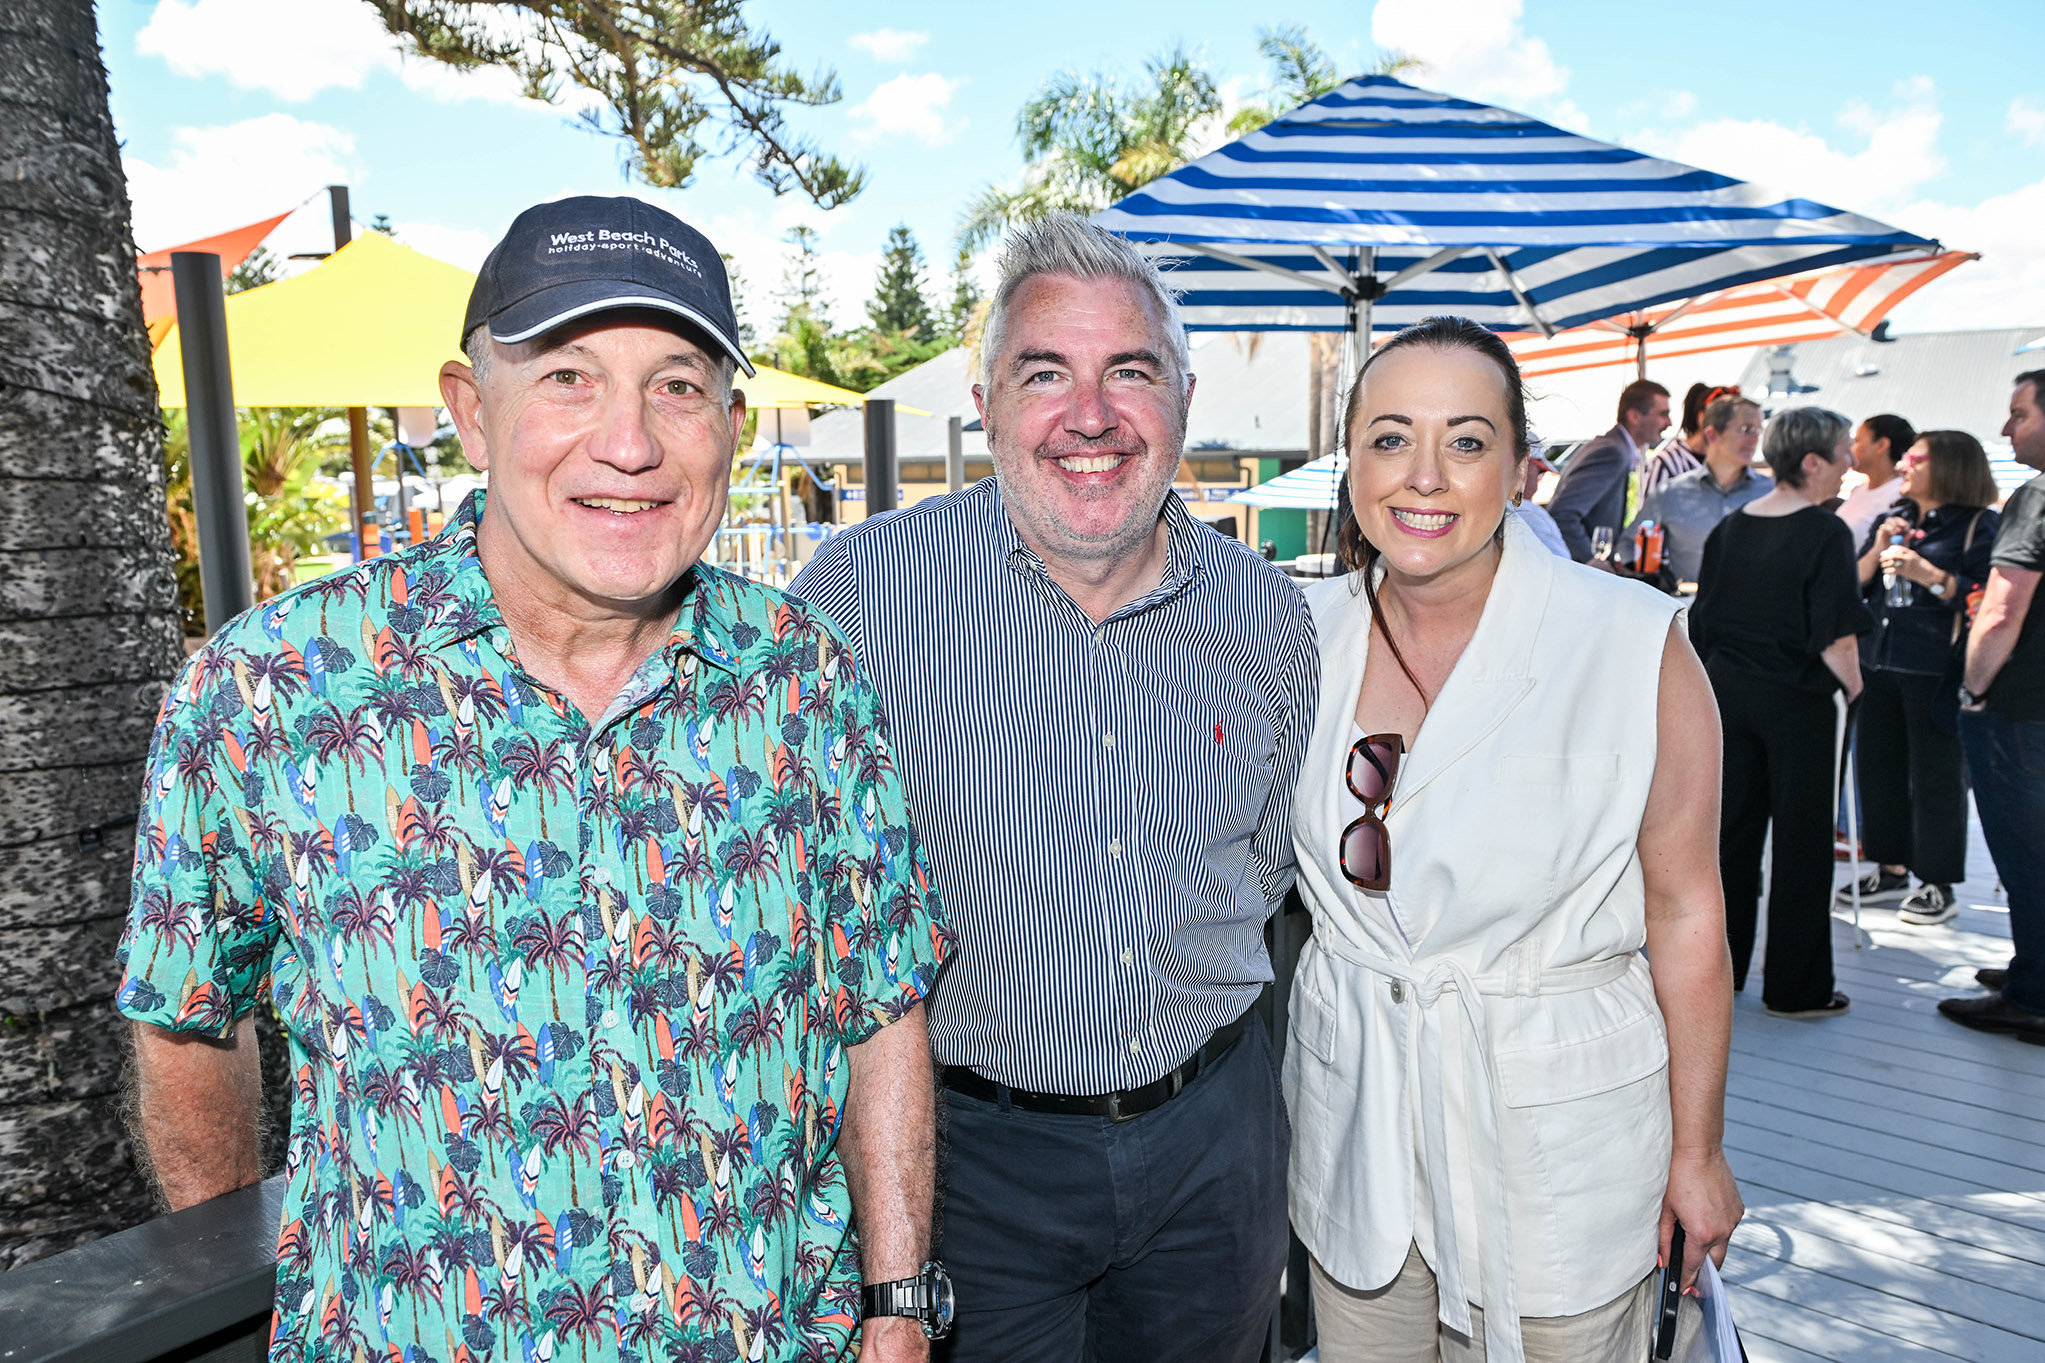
[1958,711,2045,1014]
[1856,666,1970,885]
[1713,669,1839,1010]
[933,1026,1289,1363]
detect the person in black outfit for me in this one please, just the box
[1691,406,1874,1019]
[1843,431,2001,924]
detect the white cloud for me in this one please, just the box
[1371,0,1570,112]
[137,0,528,105]
[1652,79,1944,217]
[2009,96,2045,148]
[393,222,495,271]
[124,114,360,251]
[848,28,929,64]
[848,73,965,147]
[1884,175,2045,331]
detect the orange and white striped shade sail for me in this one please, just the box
[1506,251,1977,378]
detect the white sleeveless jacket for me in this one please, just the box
[1286,515,1683,1363]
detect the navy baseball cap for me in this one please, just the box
[463,196,755,377]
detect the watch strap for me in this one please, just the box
[862,1275,923,1320]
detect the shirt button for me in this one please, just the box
[616,1151,637,1170]
[1120,948,1134,966]
[1108,837,1123,857]
[1390,980,1406,1003]
[601,1009,620,1029]
[1129,1038,1141,1053]
[1103,732,1115,748]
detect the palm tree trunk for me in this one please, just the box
[0,0,185,1265]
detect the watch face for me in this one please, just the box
[925,1260,955,1338]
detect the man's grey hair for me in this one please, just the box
[1760,405,1852,488]
[462,322,736,402]
[977,214,1190,389]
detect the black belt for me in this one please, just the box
[942,1012,1255,1122]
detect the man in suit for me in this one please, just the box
[1548,378,1672,561]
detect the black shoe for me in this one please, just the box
[1767,991,1851,1020]
[1897,884,1959,926]
[1938,993,2045,1043]
[1836,869,1910,905]
[1977,967,2009,990]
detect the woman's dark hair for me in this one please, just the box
[1912,429,2001,510]
[1332,316,1531,700]
[1759,405,1852,488]
[1860,413,1916,465]
[1680,382,1713,438]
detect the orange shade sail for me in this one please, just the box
[1506,250,1978,378]
[136,211,293,329]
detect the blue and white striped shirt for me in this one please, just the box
[790,478,1318,1094]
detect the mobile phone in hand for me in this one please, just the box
[1655,1221,1686,1359]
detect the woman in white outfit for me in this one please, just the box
[1286,318,1744,1362]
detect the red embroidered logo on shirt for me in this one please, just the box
[1215,723,1224,744]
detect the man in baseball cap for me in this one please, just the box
[117,190,953,1363]
[461,194,755,375]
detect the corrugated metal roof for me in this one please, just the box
[807,331,1314,463]
[1733,327,2040,440]
[804,348,987,464]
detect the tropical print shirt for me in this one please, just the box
[118,492,949,1363]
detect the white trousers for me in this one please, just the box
[1310,1244,1659,1363]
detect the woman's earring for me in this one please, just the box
[1512,490,1524,506]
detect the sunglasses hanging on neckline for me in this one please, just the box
[1341,732,1404,891]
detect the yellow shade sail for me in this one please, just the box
[154,230,923,413]
[155,232,474,407]
[739,366,926,413]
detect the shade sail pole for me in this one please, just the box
[1176,241,1342,294]
[1484,248,1556,339]
[328,184,377,561]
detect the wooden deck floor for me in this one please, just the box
[1723,806,2045,1362]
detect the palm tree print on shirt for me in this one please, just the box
[118,493,949,1363]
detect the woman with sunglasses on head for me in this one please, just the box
[1287,317,1742,1363]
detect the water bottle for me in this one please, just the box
[1884,535,1911,608]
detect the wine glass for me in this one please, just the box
[1591,526,1616,563]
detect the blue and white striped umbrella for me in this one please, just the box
[1228,453,1345,508]
[1095,76,1937,340]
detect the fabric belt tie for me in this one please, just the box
[1312,927,1636,1363]
[942,1010,1255,1121]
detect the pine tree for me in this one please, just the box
[866,226,933,338]
[776,225,829,332]
[372,1,864,206]
[1,0,185,1264]
[944,246,983,344]
[720,252,756,348]
[767,227,844,387]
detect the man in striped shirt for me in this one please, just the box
[791,215,1317,1363]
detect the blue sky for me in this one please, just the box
[102,0,2045,335]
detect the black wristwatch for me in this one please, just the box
[862,1260,954,1339]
